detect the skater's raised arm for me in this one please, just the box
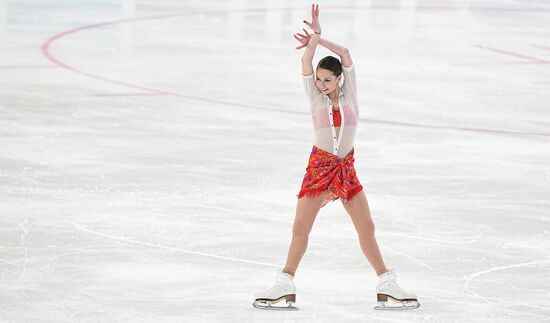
[294,4,322,76]
[318,38,353,68]
[319,37,356,98]
[300,34,320,76]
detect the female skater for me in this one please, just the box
[253,4,419,311]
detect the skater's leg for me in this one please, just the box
[283,191,330,276]
[342,190,387,274]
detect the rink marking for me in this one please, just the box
[0,65,59,69]
[331,5,550,12]
[454,61,550,66]
[365,118,550,137]
[474,45,550,64]
[531,44,550,52]
[455,44,550,66]
[71,221,280,268]
[93,92,167,97]
[40,9,550,139]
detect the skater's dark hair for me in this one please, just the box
[316,56,343,77]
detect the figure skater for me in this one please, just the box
[253,4,419,311]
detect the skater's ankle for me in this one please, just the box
[282,268,295,277]
[376,268,389,276]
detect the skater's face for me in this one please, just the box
[315,68,341,96]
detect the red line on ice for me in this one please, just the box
[93,92,168,97]
[531,44,550,52]
[40,8,550,138]
[475,45,549,63]
[0,65,59,69]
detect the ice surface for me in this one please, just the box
[1,0,549,322]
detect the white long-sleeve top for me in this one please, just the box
[302,64,359,158]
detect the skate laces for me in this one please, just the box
[389,280,402,289]
[270,280,288,292]
[380,277,402,291]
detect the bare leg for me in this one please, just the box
[283,191,330,276]
[342,190,388,275]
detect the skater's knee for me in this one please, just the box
[358,220,376,237]
[292,220,314,238]
[366,221,376,236]
[291,228,311,240]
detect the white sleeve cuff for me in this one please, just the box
[342,64,354,71]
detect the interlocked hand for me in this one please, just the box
[293,28,312,50]
[292,4,321,50]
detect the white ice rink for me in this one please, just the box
[1,0,550,322]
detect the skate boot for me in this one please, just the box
[253,269,298,311]
[374,269,420,310]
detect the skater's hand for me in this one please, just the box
[293,28,312,49]
[303,4,321,34]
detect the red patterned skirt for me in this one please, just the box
[297,145,363,207]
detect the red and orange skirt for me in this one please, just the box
[297,145,363,207]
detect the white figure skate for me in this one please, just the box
[374,269,420,310]
[253,269,298,311]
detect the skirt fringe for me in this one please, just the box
[296,145,364,207]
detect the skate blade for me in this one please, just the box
[374,300,420,311]
[252,301,299,311]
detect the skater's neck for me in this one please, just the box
[327,87,339,102]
